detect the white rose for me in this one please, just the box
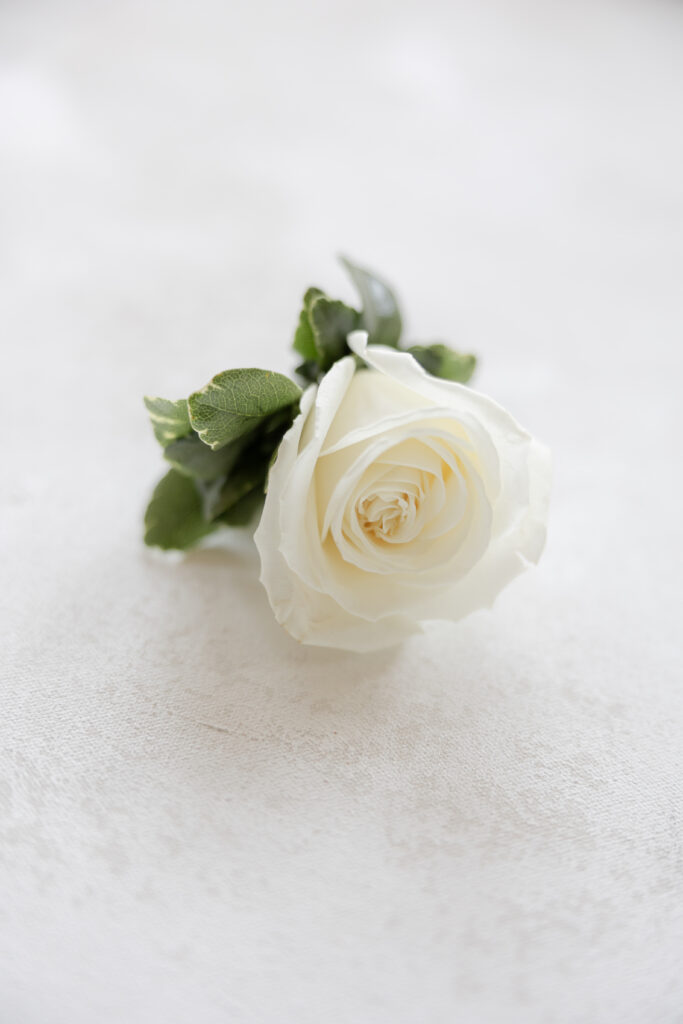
[254,332,551,652]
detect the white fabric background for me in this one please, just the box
[2,0,682,1021]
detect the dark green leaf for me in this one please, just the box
[220,486,264,526]
[340,255,402,348]
[258,405,299,441]
[199,451,270,520]
[163,433,245,481]
[188,369,301,451]
[144,469,215,550]
[196,402,296,520]
[408,344,476,384]
[144,396,191,447]
[294,360,320,384]
[309,296,360,372]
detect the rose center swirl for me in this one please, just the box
[356,490,417,541]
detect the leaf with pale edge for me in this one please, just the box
[408,344,476,383]
[144,396,191,446]
[340,255,402,348]
[144,469,215,550]
[164,434,244,481]
[188,369,301,451]
[293,287,324,361]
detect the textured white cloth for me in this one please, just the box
[2,0,682,1021]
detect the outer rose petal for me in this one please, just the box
[254,365,422,651]
[255,332,551,652]
[347,331,552,608]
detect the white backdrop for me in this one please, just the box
[2,0,683,1021]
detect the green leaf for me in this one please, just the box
[163,434,244,481]
[258,404,300,443]
[340,256,402,348]
[144,469,215,550]
[292,287,324,361]
[309,296,360,372]
[294,360,320,384]
[408,344,477,384]
[293,309,317,362]
[144,396,191,447]
[198,452,270,520]
[196,401,296,520]
[188,369,301,451]
[220,486,264,526]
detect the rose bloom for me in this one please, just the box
[254,332,551,652]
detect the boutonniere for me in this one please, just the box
[144,258,551,651]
